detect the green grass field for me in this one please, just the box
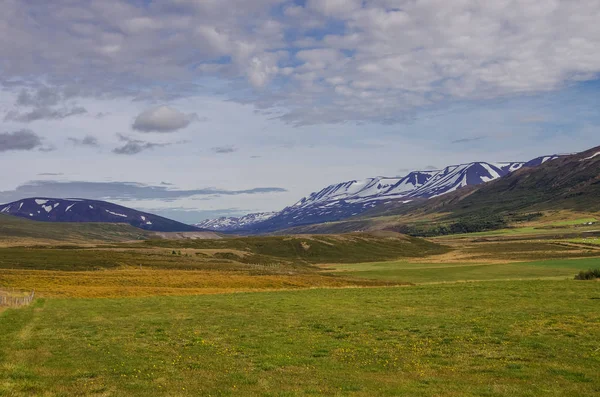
[569,238,600,245]
[432,227,540,238]
[433,225,600,239]
[1,281,599,396]
[322,258,600,284]
[550,218,597,226]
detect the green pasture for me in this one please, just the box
[1,281,599,396]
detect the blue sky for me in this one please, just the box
[0,0,599,223]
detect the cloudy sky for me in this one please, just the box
[1,0,599,223]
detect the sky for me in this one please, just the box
[0,0,599,223]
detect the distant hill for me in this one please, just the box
[0,198,201,232]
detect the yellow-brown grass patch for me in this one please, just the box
[0,269,400,299]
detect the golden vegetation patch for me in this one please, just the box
[0,269,401,299]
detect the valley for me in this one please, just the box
[2,148,600,396]
[3,2,600,395]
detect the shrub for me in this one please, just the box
[509,212,543,222]
[574,269,600,280]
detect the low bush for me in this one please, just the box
[574,269,600,280]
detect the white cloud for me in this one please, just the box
[1,1,599,125]
[0,1,600,220]
[305,0,362,18]
[277,0,600,123]
[132,106,198,132]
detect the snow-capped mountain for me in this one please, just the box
[199,155,558,233]
[0,198,201,232]
[194,212,277,231]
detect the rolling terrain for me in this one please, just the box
[1,206,599,396]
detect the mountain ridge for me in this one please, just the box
[0,197,201,232]
[198,155,558,233]
[287,146,600,236]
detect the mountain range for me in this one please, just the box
[194,155,558,233]
[3,148,594,235]
[0,198,200,232]
[397,147,600,218]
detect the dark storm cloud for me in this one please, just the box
[0,129,43,152]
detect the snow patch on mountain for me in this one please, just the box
[0,198,200,232]
[105,209,127,218]
[581,151,600,161]
[197,155,560,233]
[194,212,277,232]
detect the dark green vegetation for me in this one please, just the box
[574,268,600,280]
[0,214,150,243]
[142,233,449,264]
[0,247,243,271]
[0,233,448,272]
[1,281,599,396]
[392,214,512,237]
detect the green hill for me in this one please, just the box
[0,214,150,243]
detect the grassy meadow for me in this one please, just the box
[1,214,600,396]
[320,257,600,284]
[1,281,599,396]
